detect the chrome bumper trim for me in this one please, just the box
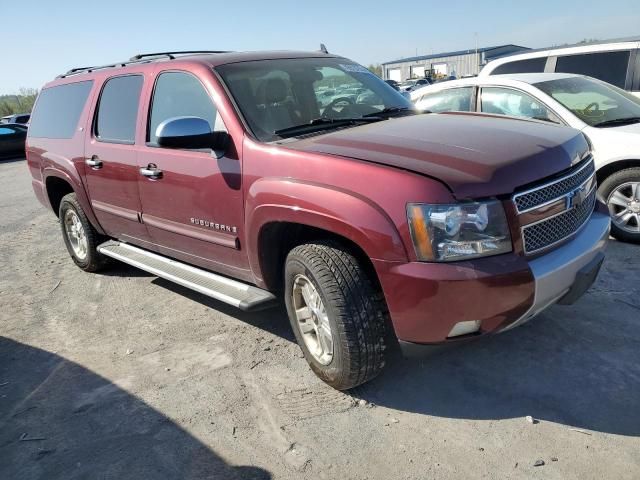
[501,211,610,332]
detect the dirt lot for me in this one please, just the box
[1,157,639,479]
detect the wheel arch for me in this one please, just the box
[256,221,386,294]
[596,159,640,186]
[246,179,408,291]
[42,169,105,234]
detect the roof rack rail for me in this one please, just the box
[57,59,152,79]
[129,51,231,61]
[56,51,231,79]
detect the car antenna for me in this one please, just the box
[319,43,329,54]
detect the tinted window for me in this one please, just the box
[415,87,474,113]
[95,75,143,143]
[148,72,222,144]
[480,87,561,124]
[491,57,547,75]
[29,81,93,139]
[555,51,630,88]
[15,115,30,124]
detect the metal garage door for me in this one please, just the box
[388,69,401,82]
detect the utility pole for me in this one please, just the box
[474,32,479,74]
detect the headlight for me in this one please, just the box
[407,200,512,262]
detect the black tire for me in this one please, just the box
[59,193,110,272]
[284,241,388,390]
[598,167,640,243]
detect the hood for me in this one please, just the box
[286,113,589,199]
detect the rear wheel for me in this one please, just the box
[599,167,640,243]
[284,241,388,390]
[59,193,110,272]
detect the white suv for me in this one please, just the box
[480,38,640,98]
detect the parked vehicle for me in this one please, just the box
[27,50,609,390]
[411,73,640,242]
[480,37,640,97]
[399,78,430,92]
[1,113,30,125]
[384,79,400,90]
[0,123,27,158]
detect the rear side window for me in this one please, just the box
[15,115,29,124]
[555,51,630,88]
[416,87,474,113]
[480,87,561,124]
[148,71,221,145]
[95,75,144,144]
[28,81,93,139]
[491,57,547,75]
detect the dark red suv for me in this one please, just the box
[27,50,610,389]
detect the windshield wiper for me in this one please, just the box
[364,106,416,117]
[593,116,640,128]
[274,116,383,137]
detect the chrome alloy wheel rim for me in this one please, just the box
[64,209,88,260]
[608,182,640,234]
[292,274,334,365]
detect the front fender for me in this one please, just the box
[246,178,408,283]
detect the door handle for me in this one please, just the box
[140,164,163,179]
[85,156,103,169]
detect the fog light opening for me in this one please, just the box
[447,320,481,338]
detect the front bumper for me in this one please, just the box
[375,207,610,348]
[500,209,609,332]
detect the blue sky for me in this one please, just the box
[2,0,640,93]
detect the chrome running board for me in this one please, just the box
[97,241,277,311]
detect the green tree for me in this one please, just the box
[0,88,39,116]
[367,64,382,77]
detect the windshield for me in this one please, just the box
[216,57,413,141]
[535,76,640,127]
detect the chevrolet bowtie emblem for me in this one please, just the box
[566,184,588,210]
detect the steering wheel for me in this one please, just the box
[583,102,600,115]
[323,96,355,116]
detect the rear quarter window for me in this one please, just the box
[555,51,630,89]
[490,57,547,75]
[28,81,93,139]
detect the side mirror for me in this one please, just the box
[156,116,229,152]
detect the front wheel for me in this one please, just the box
[284,241,388,390]
[599,167,640,243]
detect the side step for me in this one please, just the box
[97,241,277,311]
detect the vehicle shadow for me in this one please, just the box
[0,155,27,163]
[0,337,272,480]
[94,242,639,437]
[148,268,640,437]
[354,298,640,437]
[151,278,296,344]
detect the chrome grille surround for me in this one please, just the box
[513,158,597,255]
[513,158,595,213]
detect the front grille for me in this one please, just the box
[514,158,595,212]
[522,187,596,254]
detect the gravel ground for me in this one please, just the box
[1,157,639,479]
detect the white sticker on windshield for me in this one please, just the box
[339,64,372,74]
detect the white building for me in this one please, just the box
[383,45,530,82]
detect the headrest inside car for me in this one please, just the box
[264,78,288,104]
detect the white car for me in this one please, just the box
[411,73,640,242]
[479,38,640,98]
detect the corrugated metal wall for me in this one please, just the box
[384,53,482,81]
